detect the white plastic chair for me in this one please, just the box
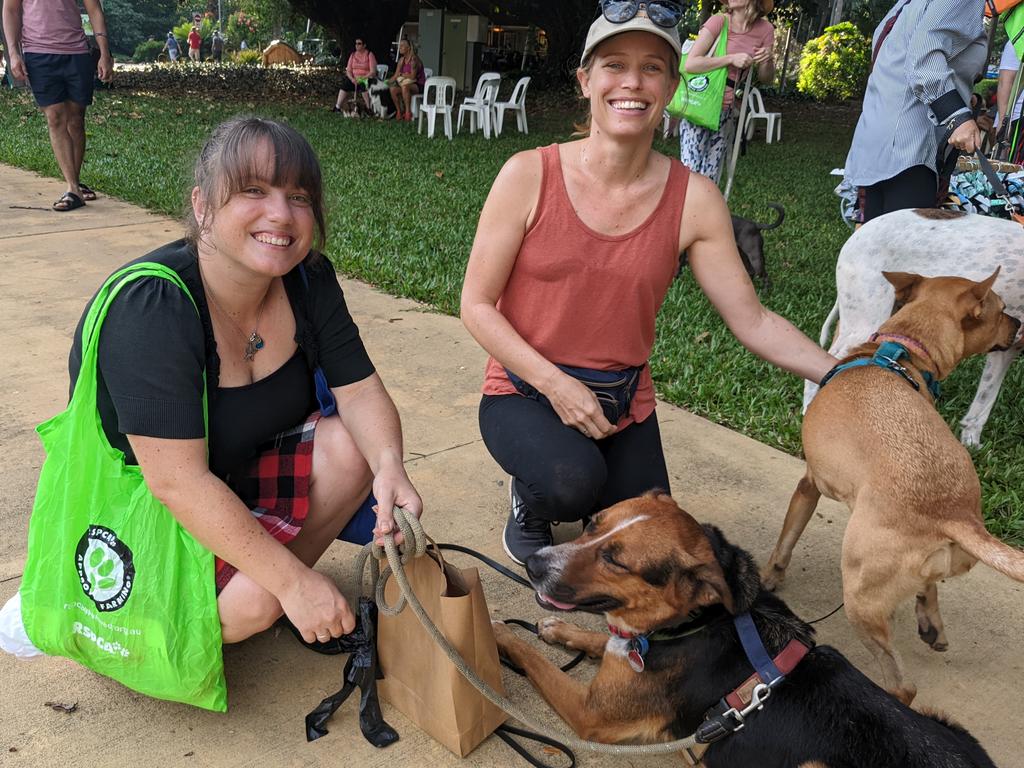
[410,67,434,119]
[494,76,531,136]
[417,75,456,139]
[457,71,501,139]
[743,87,782,144]
[376,63,389,81]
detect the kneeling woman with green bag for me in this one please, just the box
[678,0,775,182]
[12,116,423,710]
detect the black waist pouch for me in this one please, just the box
[504,364,643,425]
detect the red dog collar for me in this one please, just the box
[607,624,637,639]
[724,638,810,711]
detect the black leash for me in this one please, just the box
[436,543,532,587]
[495,723,576,768]
[808,602,844,625]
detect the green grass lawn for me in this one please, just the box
[2,87,1021,545]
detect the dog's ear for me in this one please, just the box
[963,267,1001,319]
[690,561,736,614]
[883,271,924,304]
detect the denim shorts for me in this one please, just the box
[23,52,95,108]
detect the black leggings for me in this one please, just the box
[860,164,937,224]
[479,394,670,523]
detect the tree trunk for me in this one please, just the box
[830,0,844,26]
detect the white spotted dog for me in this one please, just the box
[805,208,1024,446]
[368,80,393,119]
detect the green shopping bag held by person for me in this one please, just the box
[667,16,729,130]
[20,262,227,712]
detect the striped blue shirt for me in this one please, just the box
[845,0,987,187]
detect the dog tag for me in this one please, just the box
[627,648,645,673]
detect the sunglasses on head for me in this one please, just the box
[599,0,684,28]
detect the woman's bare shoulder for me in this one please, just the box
[495,146,545,188]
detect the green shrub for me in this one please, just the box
[234,48,263,65]
[132,39,165,63]
[797,22,870,102]
[975,77,997,96]
[109,62,339,100]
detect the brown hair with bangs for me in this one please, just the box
[186,116,327,256]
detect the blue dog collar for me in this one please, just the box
[819,341,941,400]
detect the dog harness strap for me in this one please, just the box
[868,332,933,366]
[733,612,782,686]
[723,638,810,711]
[818,341,941,400]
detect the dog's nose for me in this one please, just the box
[525,553,545,583]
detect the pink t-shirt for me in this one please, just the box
[702,15,774,109]
[346,49,377,79]
[19,0,89,55]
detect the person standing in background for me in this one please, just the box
[163,30,180,62]
[996,39,1024,162]
[845,0,986,224]
[187,26,201,63]
[2,0,112,211]
[678,0,775,183]
[211,29,224,64]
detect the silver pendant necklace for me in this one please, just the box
[202,272,271,362]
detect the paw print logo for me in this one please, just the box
[688,75,710,93]
[82,540,124,602]
[75,526,135,612]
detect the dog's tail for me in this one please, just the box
[946,518,1024,582]
[818,300,839,347]
[756,202,785,231]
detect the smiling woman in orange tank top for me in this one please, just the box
[460,2,836,566]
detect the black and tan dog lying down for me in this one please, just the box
[493,493,995,767]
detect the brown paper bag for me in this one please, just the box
[377,550,507,757]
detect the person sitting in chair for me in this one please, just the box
[387,38,424,121]
[333,36,376,115]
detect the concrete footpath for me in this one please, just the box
[1,165,1021,767]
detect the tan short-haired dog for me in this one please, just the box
[763,270,1022,705]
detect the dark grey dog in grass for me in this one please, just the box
[680,203,784,290]
[731,202,784,291]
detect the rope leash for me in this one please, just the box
[355,508,703,756]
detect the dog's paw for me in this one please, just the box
[537,616,570,646]
[760,563,786,592]
[491,620,519,654]
[959,425,982,448]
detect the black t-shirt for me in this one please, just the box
[69,240,375,478]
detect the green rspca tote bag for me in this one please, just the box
[667,16,729,130]
[20,262,227,712]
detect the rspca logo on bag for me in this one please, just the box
[75,525,135,612]
[688,75,710,93]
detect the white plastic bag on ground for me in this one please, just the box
[0,591,44,658]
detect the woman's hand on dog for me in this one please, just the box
[543,373,616,439]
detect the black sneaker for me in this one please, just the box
[502,477,552,566]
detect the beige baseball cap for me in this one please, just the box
[580,10,682,68]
